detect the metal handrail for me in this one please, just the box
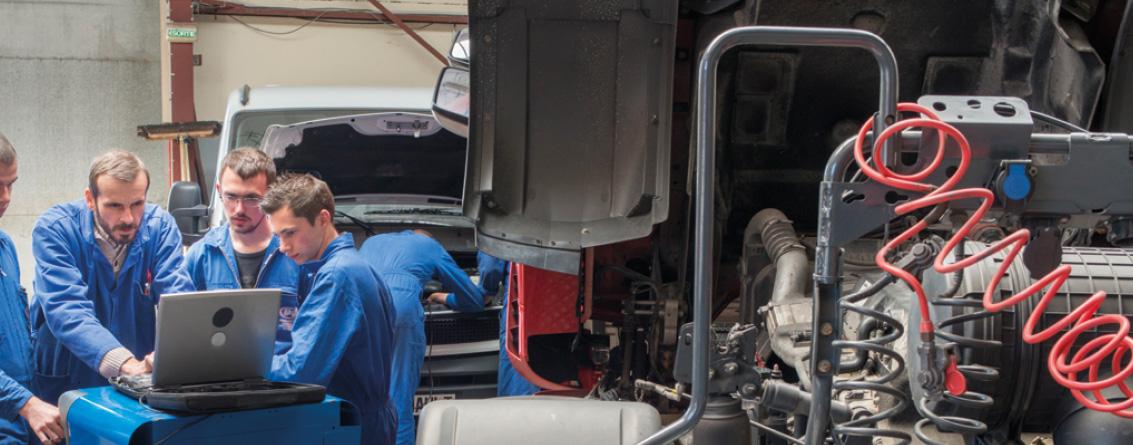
[638,26,899,445]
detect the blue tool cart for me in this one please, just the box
[59,387,360,444]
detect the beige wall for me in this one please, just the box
[163,0,464,123]
[158,0,464,184]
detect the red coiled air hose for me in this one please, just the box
[852,102,1133,417]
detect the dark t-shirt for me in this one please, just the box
[234,248,267,289]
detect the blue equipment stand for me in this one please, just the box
[59,387,361,444]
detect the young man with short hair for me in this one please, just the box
[185,148,299,351]
[358,229,484,445]
[261,173,398,444]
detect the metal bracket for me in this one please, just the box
[819,178,901,248]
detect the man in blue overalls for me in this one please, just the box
[475,253,540,397]
[358,230,483,445]
[30,151,194,406]
[0,134,64,444]
[185,148,299,353]
[261,174,398,444]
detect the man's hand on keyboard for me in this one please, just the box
[144,352,154,370]
[120,357,152,376]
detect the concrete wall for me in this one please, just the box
[0,0,166,290]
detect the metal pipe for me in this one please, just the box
[749,209,811,373]
[806,274,841,444]
[639,25,899,445]
[822,137,860,188]
[800,29,898,445]
[762,380,853,423]
[751,419,806,445]
[749,209,807,305]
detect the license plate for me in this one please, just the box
[413,393,456,415]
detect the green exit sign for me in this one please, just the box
[167,25,197,43]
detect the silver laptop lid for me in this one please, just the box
[153,289,281,386]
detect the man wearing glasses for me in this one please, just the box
[185,148,300,352]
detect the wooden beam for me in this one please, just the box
[366,0,450,66]
[196,0,468,25]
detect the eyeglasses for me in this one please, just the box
[221,194,263,208]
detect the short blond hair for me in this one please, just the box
[89,150,150,197]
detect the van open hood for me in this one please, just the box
[260,112,468,220]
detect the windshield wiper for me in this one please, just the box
[334,210,376,237]
[363,207,457,215]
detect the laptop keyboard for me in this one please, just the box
[113,374,283,393]
[165,380,280,393]
[116,374,154,390]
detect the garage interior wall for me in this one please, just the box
[0,1,167,291]
[175,0,463,189]
[0,0,463,291]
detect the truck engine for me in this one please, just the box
[426,1,1133,444]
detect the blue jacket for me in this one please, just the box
[269,233,397,444]
[359,231,484,445]
[476,252,507,300]
[185,225,300,352]
[359,230,483,328]
[477,252,539,397]
[30,200,193,403]
[0,231,32,423]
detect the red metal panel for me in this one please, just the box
[505,263,608,392]
[505,266,573,390]
[168,0,196,184]
[169,43,196,124]
[169,0,195,124]
[517,265,580,338]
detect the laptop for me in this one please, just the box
[111,289,325,413]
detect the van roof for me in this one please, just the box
[224,85,434,115]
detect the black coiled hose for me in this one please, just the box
[915,241,997,445]
[831,274,913,444]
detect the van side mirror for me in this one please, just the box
[167,181,209,245]
[432,67,470,138]
[449,27,470,67]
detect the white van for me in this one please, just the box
[170,84,501,418]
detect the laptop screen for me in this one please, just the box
[152,289,281,386]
